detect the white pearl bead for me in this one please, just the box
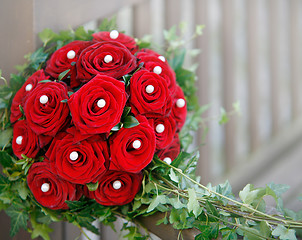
[110,30,119,39]
[156,124,165,133]
[145,85,154,94]
[132,140,141,149]
[97,99,106,108]
[25,84,33,92]
[163,157,172,164]
[67,50,76,59]
[104,55,113,63]
[39,95,48,104]
[41,183,50,193]
[113,180,122,190]
[153,66,162,74]
[69,151,79,161]
[16,136,23,145]
[158,56,166,62]
[176,98,186,108]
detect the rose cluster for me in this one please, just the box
[10,30,187,210]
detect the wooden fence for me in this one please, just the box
[1,0,302,239]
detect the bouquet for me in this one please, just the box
[0,19,302,240]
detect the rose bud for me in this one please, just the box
[129,69,173,118]
[85,170,142,206]
[76,41,137,83]
[68,75,127,135]
[109,115,156,173]
[10,70,49,123]
[27,161,81,210]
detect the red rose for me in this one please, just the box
[137,50,176,94]
[109,115,156,173]
[157,134,180,164]
[85,170,142,206]
[27,161,81,210]
[171,85,187,131]
[129,69,172,117]
[45,40,92,88]
[68,75,127,135]
[46,129,109,184]
[92,30,138,54]
[148,115,177,150]
[76,41,137,83]
[12,120,40,159]
[24,81,70,139]
[10,70,49,123]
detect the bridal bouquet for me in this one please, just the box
[0,19,301,240]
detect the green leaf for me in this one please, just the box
[0,128,13,147]
[98,17,118,31]
[187,188,202,217]
[147,195,167,213]
[122,74,131,88]
[121,106,131,120]
[31,219,53,240]
[195,25,205,35]
[205,201,219,218]
[0,174,10,192]
[38,28,58,46]
[74,26,93,41]
[39,80,52,83]
[29,48,49,70]
[272,224,297,240]
[0,151,14,168]
[75,213,99,235]
[58,69,70,81]
[86,181,99,191]
[169,169,179,183]
[6,204,29,237]
[14,181,30,200]
[169,198,185,209]
[221,228,237,240]
[111,122,122,131]
[169,48,186,70]
[123,115,139,128]
[156,215,169,225]
[219,107,229,125]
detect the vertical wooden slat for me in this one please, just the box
[268,0,282,135]
[165,0,181,29]
[133,0,151,39]
[195,0,210,183]
[246,0,261,152]
[150,0,165,45]
[289,0,302,119]
[117,6,134,35]
[221,0,236,172]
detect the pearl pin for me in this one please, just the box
[158,56,166,62]
[97,99,106,108]
[69,151,79,161]
[156,124,165,133]
[16,136,23,145]
[110,30,119,39]
[163,157,172,164]
[113,180,122,190]
[153,66,162,74]
[39,95,48,104]
[41,183,50,193]
[176,98,186,108]
[67,50,76,59]
[132,140,141,149]
[25,84,33,92]
[145,85,154,94]
[104,55,113,63]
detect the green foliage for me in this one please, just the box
[0,17,301,240]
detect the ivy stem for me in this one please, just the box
[158,159,293,226]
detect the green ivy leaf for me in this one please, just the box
[219,107,229,125]
[98,17,118,31]
[169,169,179,183]
[0,128,13,147]
[0,151,14,168]
[39,80,52,83]
[86,182,99,191]
[6,204,29,237]
[38,28,58,46]
[187,188,202,217]
[31,219,53,240]
[272,224,297,240]
[123,116,139,128]
[147,195,167,213]
[75,213,99,235]
[169,48,186,70]
[0,174,10,192]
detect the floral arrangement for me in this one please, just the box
[0,19,302,240]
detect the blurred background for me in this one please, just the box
[1,0,302,239]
